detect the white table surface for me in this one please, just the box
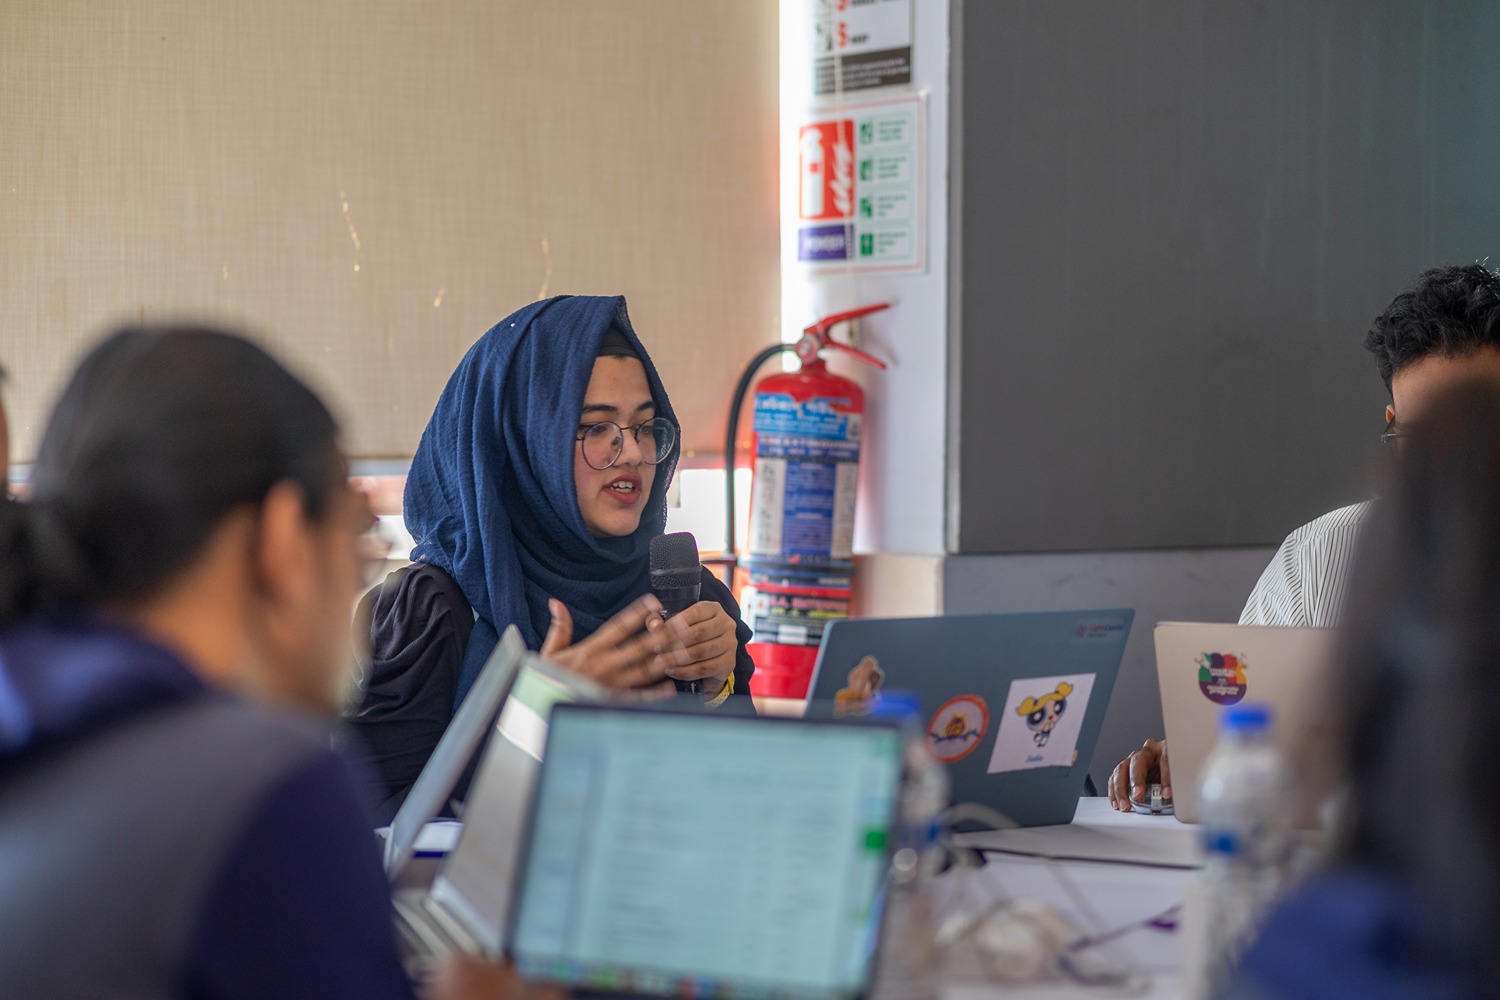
[938,798,1198,1000]
[750,695,807,718]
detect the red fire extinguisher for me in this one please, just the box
[722,304,889,699]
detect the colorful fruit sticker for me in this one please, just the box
[925,695,989,763]
[1198,651,1248,705]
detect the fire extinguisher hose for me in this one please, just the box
[723,342,800,568]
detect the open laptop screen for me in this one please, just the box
[384,626,527,876]
[509,705,902,1000]
[428,655,612,955]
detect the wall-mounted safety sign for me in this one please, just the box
[812,0,913,96]
[795,96,923,272]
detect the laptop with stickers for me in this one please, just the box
[1153,622,1338,826]
[805,610,1134,827]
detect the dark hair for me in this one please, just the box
[0,325,342,624]
[1364,263,1500,393]
[1329,379,1500,982]
[596,326,640,359]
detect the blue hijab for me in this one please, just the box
[404,295,678,707]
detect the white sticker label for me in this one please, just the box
[748,456,787,554]
[986,673,1097,774]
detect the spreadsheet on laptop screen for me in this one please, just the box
[509,708,902,1000]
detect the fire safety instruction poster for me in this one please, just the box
[812,0,913,95]
[795,96,924,271]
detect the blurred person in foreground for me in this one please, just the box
[1226,379,1500,1000]
[0,326,545,999]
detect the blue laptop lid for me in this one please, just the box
[806,610,1134,827]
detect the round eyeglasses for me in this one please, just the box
[575,417,677,471]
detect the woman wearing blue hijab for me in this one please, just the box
[345,295,754,819]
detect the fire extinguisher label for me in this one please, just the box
[749,457,788,554]
[740,586,852,648]
[833,460,859,556]
[750,394,860,560]
[752,394,858,443]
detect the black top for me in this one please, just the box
[342,562,755,822]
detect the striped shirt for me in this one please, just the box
[1238,501,1374,628]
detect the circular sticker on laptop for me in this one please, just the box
[1197,651,1248,705]
[926,695,989,763]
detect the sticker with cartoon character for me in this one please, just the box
[986,673,1097,773]
[925,695,989,763]
[1198,651,1248,705]
[833,655,885,718]
[1018,682,1072,747]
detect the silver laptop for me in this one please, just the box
[393,654,610,973]
[507,702,904,1000]
[383,626,527,878]
[806,610,1134,827]
[1154,622,1338,825]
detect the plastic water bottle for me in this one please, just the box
[1185,703,1293,997]
[870,693,950,1000]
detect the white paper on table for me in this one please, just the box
[933,858,1186,978]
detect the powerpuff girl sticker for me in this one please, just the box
[925,695,989,763]
[986,673,1097,773]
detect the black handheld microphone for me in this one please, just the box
[649,532,702,618]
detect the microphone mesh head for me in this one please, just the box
[650,532,701,588]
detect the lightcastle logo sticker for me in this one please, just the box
[1198,651,1248,705]
[925,695,989,763]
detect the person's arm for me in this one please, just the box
[1238,529,1309,627]
[184,750,415,1000]
[541,594,677,696]
[341,564,474,823]
[701,568,755,707]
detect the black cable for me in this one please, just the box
[723,343,799,566]
[976,846,1200,871]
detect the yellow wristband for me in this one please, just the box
[704,672,734,710]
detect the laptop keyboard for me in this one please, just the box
[393,892,460,978]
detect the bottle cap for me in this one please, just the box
[868,690,923,722]
[1219,703,1271,733]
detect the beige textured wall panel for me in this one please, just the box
[0,0,779,462]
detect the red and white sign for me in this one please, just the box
[798,120,854,221]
